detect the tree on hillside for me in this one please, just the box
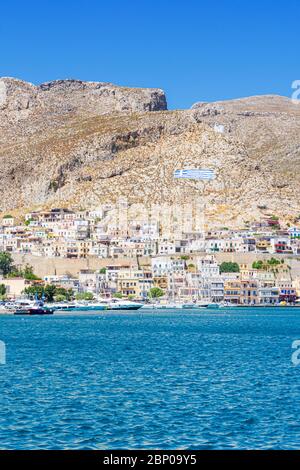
[252,258,283,272]
[0,252,14,276]
[219,261,240,273]
[0,284,6,297]
[267,257,281,266]
[22,264,41,280]
[7,263,40,280]
[252,260,264,270]
[24,218,34,226]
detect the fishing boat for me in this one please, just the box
[13,295,54,315]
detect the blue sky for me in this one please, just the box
[1,0,299,109]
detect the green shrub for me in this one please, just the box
[219,262,240,273]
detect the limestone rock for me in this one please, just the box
[0,79,299,229]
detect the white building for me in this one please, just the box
[151,257,186,276]
[196,256,220,277]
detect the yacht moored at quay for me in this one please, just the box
[14,306,54,315]
[47,299,144,313]
[7,298,143,315]
[11,299,54,315]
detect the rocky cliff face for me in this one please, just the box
[0,77,166,132]
[0,77,299,228]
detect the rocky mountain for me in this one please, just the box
[0,77,299,228]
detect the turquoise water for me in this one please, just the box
[1,308,300,449]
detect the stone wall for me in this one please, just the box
[12,252,300,279]
[12,254,150,278]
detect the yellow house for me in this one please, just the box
[116,270,153,298]
[224,280,241,304]
[240,264,256,279]
[77,240,93,258]
[256,240,270,251]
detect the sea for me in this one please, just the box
[1,308,300,449]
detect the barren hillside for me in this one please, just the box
[0,77,299,228]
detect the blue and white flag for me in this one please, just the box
[173,168,215,181]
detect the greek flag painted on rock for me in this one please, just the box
[173,168,215,180]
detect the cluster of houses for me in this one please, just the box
[1,207,300,305]
[2,254,299,306]
[1,208,300,259]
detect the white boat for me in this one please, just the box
[6,299,35,310]
[142,303,179,309]
[50,302,107,312]
[196,300,210,308]
[49,299,143,312]
[142,302,200,310]
[107,299,143,310]
[177,303,198,309]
